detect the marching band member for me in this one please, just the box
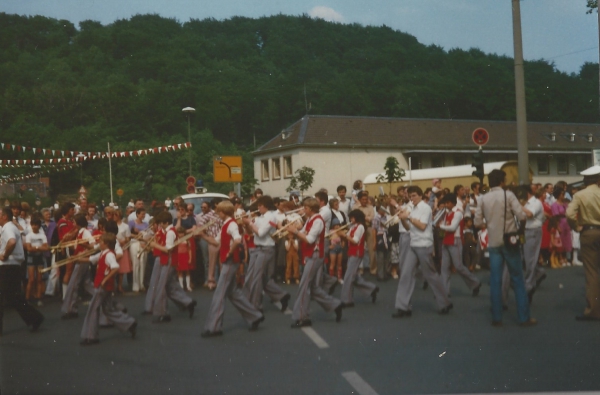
[339,209,378,307]
[143,220,162,315]
[315,191,339,294]
[57,202,77,299]
[200,201,264,337]
[288,198,344,328]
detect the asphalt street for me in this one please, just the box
[1,266,599,395]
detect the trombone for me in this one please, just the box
[325,223,350,239]
[271,214,303,240]
[235,210,259,224]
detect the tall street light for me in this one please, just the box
[182,107,196,176]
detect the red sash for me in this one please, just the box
[94,250,116,291]
[347,224,365,257]
[300,215,325,261]
[220,219,241,263]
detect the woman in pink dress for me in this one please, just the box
[550,186,572,262]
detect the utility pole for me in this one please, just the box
[511,0,529,185]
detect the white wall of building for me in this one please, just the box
[254,148,407,197]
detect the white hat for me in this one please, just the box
[580,165,600,176]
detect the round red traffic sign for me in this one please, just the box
[186,185,195,193]
[472,128,489,146]
[186,176,196,185]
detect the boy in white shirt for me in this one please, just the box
[24,218,49,306]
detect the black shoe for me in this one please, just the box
[439,304,453,315]
[472,283,482,297]
[391,309,412,318]
[122,308,128,314]
[280,294,291,312]
[334,304,343,323]
[128,322,137,339]
[250,315,265,331]
[201,330,223,338]
[142,310,152,316]
[371,287,379,304]
[491,321,503,327]
[80,338,100,346]
[536,274,547,288]
[187,300,197,319]
[422,281,428,290]
[61,312,78,320]
[328,281,338,296]
[31,316,44,332]
[528,289,535,305]
[343,302,355,308]
[575,314,600,321]
[152,315,172,324]
[290,319,312,328]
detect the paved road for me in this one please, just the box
[1,266,599,395]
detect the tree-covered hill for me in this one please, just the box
[0,12,597,201]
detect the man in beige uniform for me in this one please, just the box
[566,165,600,321]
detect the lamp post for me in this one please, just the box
[182,107,196,176]
[77,153,86,186]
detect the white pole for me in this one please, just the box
[409,157,412,185]
[108,142,114,204]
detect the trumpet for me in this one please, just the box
[169,220,216,251]
[235,210,259,224]
[284,207,304,216]
[271,214,303,240]
[50,234,101,252]
[136,234,156,259]
[325,223,350,239]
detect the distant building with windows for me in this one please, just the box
[252,115,600,197]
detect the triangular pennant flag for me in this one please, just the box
[52,150,55,156]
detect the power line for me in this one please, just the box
[545,46,598,60]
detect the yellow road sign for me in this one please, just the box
[116,188,124,196]
[213,156,242,183]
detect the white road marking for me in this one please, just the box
[342,371,379,395]
[300,327,329,349]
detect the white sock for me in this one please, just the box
[186,275,191,290]
[178,277,184,289]
[62,283,67,300]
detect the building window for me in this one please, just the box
[408,156,421,170]
[454,155,467,166]
[575,155,589,173]
[537,155,549,175]
[283,156,293,178]
[272,157,281,180]
[431,155,444,168]
[557,155,568,175]
[261,159,270,181]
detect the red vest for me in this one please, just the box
[442,210,464,246]
[94,250,116,291]
[347,224,365,257]
[159,227,178,266]
[219,219,241,263]
[301,215,325,261]
[244,233,256,249]
[153,228,164,258]
[75,229,87,255]
[168,228,179,267]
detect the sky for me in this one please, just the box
[1,0,598,74]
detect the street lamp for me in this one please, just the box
[182,107,196,176]
[77,153,86,186]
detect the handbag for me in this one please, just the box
[503,190,521,251]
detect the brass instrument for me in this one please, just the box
[50,234,101,253]
[284,207,304,216]
[272,214,303,240]
[136,235,156,259]
[40,248,98,273]
[325,223,350,239]
[235,210,259,224]
[169,220,216,251]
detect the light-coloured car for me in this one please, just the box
[181,192,229,216]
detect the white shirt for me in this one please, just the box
[0,221,25,265]
[164,225,177,250]
[338,198,351,216]
[302,214,324,245]
[398,202,413,234]
[78,228,96,245]
[439,207,463,238]
[127,212,151,224]
[332,209,346,225]
[349,223,365,244]
[215,219,241,244]
[274,210,286,226]
[525,196,544,229]
[253,211,276,247]
[25,231,48,248]
[545,193,556,206]
[319,205,332,234]
[90,249,119,270]
[408,200,433,248]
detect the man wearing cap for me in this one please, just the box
[566,165,600,321]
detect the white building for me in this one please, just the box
[253,115,600,197]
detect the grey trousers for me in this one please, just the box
[80,287,135,340]
[397,233,411,273]
[200,238,210,283]
[292,253,342,322]
[244,246,286,309]
[341,256,376,304]
[144,258,161,313]
[61,263,95,315]
[317,244,338,290]
[152,264,192,317]
[204,261,262,332]
[523,228,545,292]
[395,245,450,311]
[441,238,480,295]
[376,248,391,280]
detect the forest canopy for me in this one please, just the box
[0,12,597,202]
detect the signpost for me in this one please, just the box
[213,156,242,183]
[472,128,489,146]
[186,176,196,194]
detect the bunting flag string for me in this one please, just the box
[0,142,191,165]
[0,163,80,169]
[0,164,80,185]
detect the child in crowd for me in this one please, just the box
[24,218,49,306]
[571,228,583,266]
[176,226,192,291]
[328,220,345,283]
[477,221,489,270]
[78,232,137,346]
[549,217,567,268]
[462,217,478,271]
[285,232,299,284]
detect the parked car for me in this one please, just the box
[181,192,229,216]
